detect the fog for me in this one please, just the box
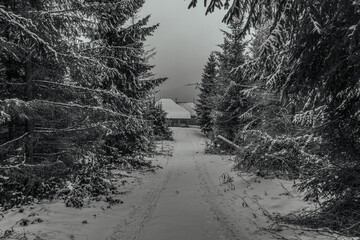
[140,0,228,102]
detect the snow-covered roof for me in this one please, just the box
[178,102,197,117]
[156,99,191,119]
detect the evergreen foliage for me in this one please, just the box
[196,52,218,133]
[0,0,169,209]
[146,102,173,141]
[213,20,247,141]
[190,0,360,236]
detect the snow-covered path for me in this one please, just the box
[108,127,250,240]
[0,128,339,240]
[138,128,230,240]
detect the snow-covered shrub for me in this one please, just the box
[0,162,67,209]
[235,130,316,179]
[289,118,360,236]
[60,163,114,208]
[0,153,111,209]
[234,131,324,179]
[283,150,360,236]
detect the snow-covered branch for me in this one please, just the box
[0,132,29,149]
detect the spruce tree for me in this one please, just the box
[89,7,167,157]
[196,52,218,133]
[189,0,360,235]
[146,101,173,141]
[214,20,247,142]
[0,0,168,207]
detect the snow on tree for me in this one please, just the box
[146,100,173,141]
[196,52,219,133]
[213,20,248,142]
[0,0,168,208]
[189,0,360,235]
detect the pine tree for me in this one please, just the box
[196,52,218,133]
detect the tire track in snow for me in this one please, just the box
[192,135,252,240]
[107,154,175,240]
[108,128,252,240]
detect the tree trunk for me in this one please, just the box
[25,59,34,163]
[8,121,14,141]
[216,135,240,150]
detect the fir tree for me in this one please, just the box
[0,0,168,208]
[146,101,173,141]
[214,20,247,142]
[90,9,167,156]
[189,0,360,235]
[196,52,218,133]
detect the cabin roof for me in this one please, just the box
[155,99,191,119]
[178,102,197,117]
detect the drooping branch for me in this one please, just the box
[0,132,28,149]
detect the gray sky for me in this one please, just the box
[140,0,228,102]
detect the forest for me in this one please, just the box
[194,0,360,237]
[0,0,172,210]
[0,0,359,239]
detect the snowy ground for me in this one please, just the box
[0,128,356,240]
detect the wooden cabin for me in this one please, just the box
[177,102,198,125]
[155,99,191,127]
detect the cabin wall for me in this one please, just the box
[167,119,191,127]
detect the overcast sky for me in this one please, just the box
[140,0,228,102]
